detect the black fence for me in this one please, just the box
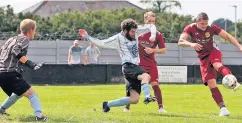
[22,64,242,85]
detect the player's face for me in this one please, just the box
[146,16,155,24]
[28,27,36,40]
[196,19,208,31]
[127,28,136,40]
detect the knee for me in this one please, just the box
[24,88,37,98]
[212,62,223,70]
[142,73,151,81]
[130,96,140,104]
[150,81,159,86]
[207,79,217,89]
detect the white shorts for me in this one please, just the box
[71,60,80,64]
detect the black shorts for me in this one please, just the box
[122,62,147,96]
[0,72,31,96]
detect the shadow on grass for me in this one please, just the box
[203,114,242,120]
[146,112,242,120]
[18,115,78,123]
[0,115,14,122]
[146,112,207,119]
[227,116,242,120]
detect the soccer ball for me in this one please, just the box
[222,74,237,89]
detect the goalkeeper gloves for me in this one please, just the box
[25,60,43,70]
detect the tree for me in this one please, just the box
[212,18,233,32]
[212,18,242,43]
[140,0,181,13]
[235,22,242,39]
[0,5,19,32]
[50,8,142,39]
[154,12,193,42]
[0,7,194,41]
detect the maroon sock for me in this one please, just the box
[152,85,163,109]
[218,66,232,76]
[210,87,225,108]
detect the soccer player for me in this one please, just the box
[0,19,48,121]
[124,11,166,113]
[178,12,241,116]
[79,18,157,112]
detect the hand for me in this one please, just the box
[68,61,72,65]
[79,29,89,40]
[33,62,43,70]
[149,35,156,42]
[25,60,43,70]
[144,47,154,54]
[190,43,203,51]
[238,46,242,52]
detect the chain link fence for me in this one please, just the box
[1,32,235,43]
[0,31,182,42]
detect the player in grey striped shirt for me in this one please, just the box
[79,18,157,112]
[0,19,47,121]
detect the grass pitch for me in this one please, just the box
[0,84,242,123]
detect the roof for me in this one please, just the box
[22,0,144,17]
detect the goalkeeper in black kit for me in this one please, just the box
[0,19,47,121]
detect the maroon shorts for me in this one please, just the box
[140,64,158,83]
[199,48,222,85]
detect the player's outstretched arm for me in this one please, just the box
[218,30,242,50]
[87,35,118,49]
[79,29,118,49]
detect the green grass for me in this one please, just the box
[0,84,242,123]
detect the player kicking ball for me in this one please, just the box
[79,18,157,112]
[178,12,241,116]
[124,11,167,113]
[0,19,47,121]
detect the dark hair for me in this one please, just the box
[121,18,138,31]
[196,12,209,21]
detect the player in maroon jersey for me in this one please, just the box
[178,12,241,116]
[124,11,167,113]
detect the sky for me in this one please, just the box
[0,0,241,23]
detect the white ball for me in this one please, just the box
[222,74,237,89]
